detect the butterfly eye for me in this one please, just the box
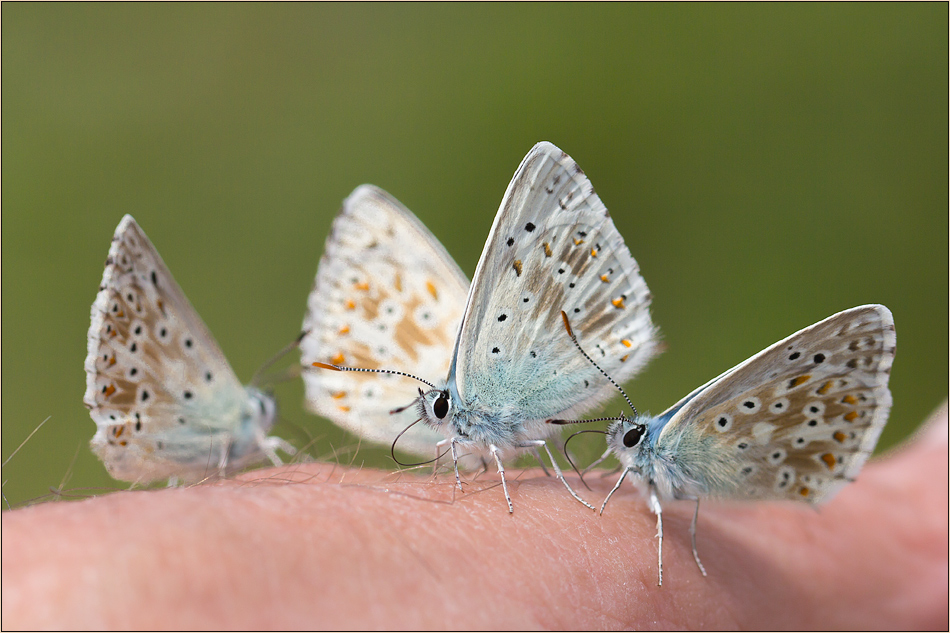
[623,425,645,448]
[433,393,449,419]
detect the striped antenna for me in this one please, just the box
[312,362,437,390]
[548,416,622,425]
[559,311,638,419]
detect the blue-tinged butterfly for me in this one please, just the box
[553,304,895,583]
[84,215,293,485]
[303,142,659,511]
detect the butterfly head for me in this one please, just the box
[417,386,456,429]
[606,414,647,457]
[243,386,278,434]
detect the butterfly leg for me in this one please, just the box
[521,440,594,511]
[689,497,707,577]
[216,442,230,480]
[433,439,450,475]
[599,467,630,514]
[584,446,613,477]
[528,447,552,477]
[649,485,664,587]
[450,438,465,492]
[489,444,514,514]
[259,433,296,467]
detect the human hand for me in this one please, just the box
[3,403,946,629]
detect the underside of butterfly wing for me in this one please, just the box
[84,215,278,483]
[301,186,471,458]
[453,142,659,428]
[653,305,895,503]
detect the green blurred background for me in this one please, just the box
[3,4,947,507]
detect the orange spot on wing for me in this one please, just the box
[513,260,523,276]
[344,299,356,310]
[622,339,632,347]
[799,486,810,497]
[842,394,857,405]
[338,405,350,413]
[600,274,609,283]
[620,354,629,362]
[844,411,858,422]
[791,375,811,387]
[393,274,402,292]
[116,310,124,318]
[338,325,350,335]
[332,391,346,399]
[426,281,438,300]
[543,242,552,257]
[611,297,625,309]
[833,431,847,443]
[103,384,116,398]
[573,238,584,246]
[821,453,836,469]
[817,381,833,395]
[331,352,346,365]
[590,248,598,257]
[108,356,116,366]
[354,282,369,291]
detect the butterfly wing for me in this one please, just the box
[451,142,659,424]
[301,185,469,457]
[654,304,895,503]
[84,215,276,483]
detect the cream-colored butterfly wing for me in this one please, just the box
[301,186,470,457]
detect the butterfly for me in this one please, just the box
[300,184,474,462]
[303,142,660,511]
[554,304,895,584]
[84,215,294,485]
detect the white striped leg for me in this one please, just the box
[489,444,513,513]
[689,497,707,577]
[450,438,464,491]
[521,440,594,511]
[649,486,664,587]
[600,467,630,515]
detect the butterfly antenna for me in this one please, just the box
[560,311,638,419]
[390,388,426,415]
[548,416,621,425]
[312,362,437,390]
[251,330,309,387]
[563,428,608,490]
[391,417,451,467]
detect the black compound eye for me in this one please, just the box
[623,425,645,448]
[433,394,449,419]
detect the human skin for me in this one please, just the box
[2,404,947,630]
